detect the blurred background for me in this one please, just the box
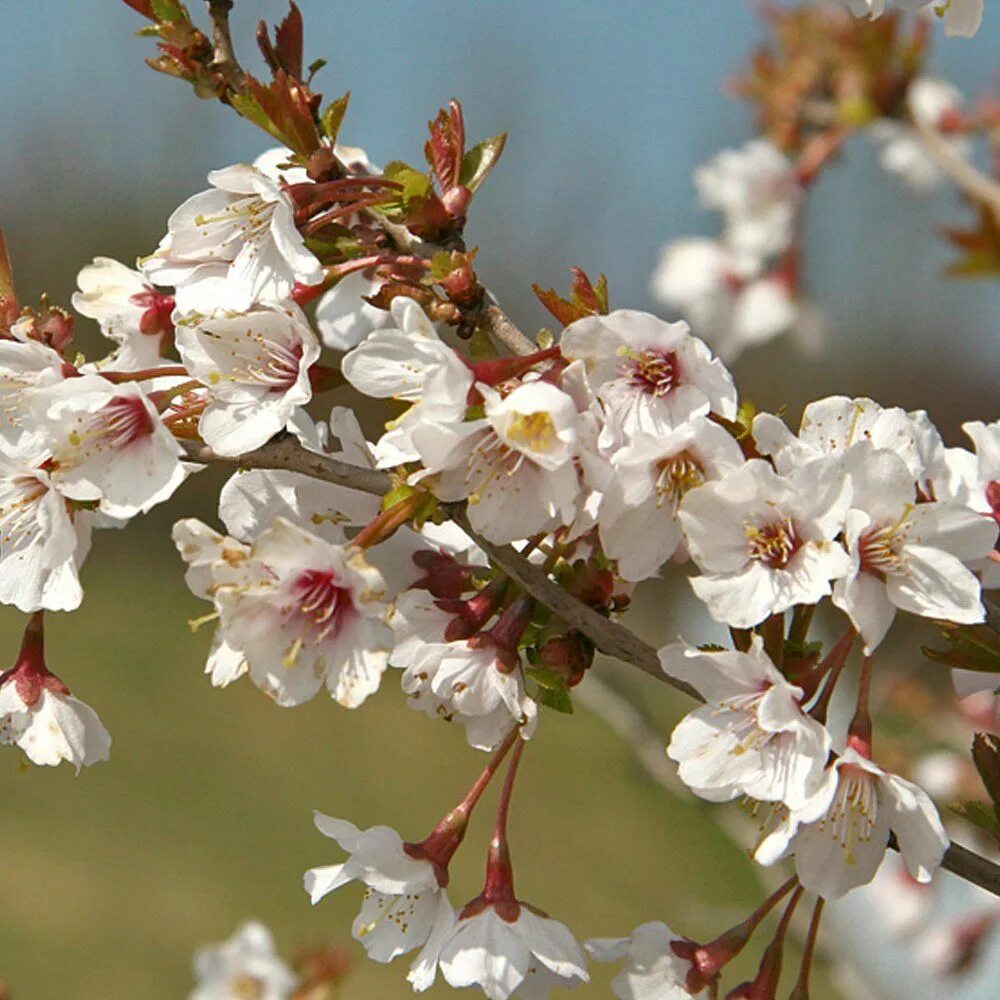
[0,1,998,997]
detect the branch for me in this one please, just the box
[206,0,245,93]
[181,435,1000,898]
[480,303,537,356]
[913,115,1000,219]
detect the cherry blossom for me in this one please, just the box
[0,615,110,771]
[174,302,320,456]
[342,296,472,467]
[0,324,71,454]
[304,813,454,965]
[411,899,588,998]
[832,448,997,652]
[649,239,809,361]
[72,256,174,369]
[661,638,831,808]
[586,922,705,1000]
[32,375,186,518]
[315,270,393,351]
[410,380,584,545]
[388,589,538,751]
[693,140,801,271]
[143,163,323,313]
[0,452,92,613]
[597,417,744,581]
[755,746,949,899]
[679,459,852,628]
[175,516,390,707]
[190,921,298,1000]
[872,77,971,191]
[559,309,737,448]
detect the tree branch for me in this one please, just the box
[912,115,1000,219]
[480,303,537,356]
[181,436,1000,898]
[206,0,245,93]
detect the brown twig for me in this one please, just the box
[480,303,537,356]
[912,115,1000,218]
[206,0,245,93]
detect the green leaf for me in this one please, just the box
[459,133,507,193]
[536,685,574,715]
[150,0,185,23]
[525,665,565,691]
[972,733,1000,837]
[382,161,433,205]
[923,622,1000,674]
[321,91,350,143]
[949,800,1000,842]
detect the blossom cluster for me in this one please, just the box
[2,1,999,997]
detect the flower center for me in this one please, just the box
[505,411,557,454]
[745,517,801,569]
[229,973,266,999]
[655,452,705,509]
[94,395,154,448]
[621,348,680,397]
[986,481,1000,525]
[289,569,354,647]
[858,523,904,574]
[819,765,879,864]
[194,194,276,260]
[0,474,49,548]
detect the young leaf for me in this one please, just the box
[949,800,1000,842]
[972,733,1000,837]
[322,92,350,143]
[150,0,185,23]
[923,621,1000,674]
[459,133,507,193]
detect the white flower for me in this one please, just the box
[388,589,538,751]
[661,637,831,808]
[679,459,852,628]
[143,163,323,313]
[304,813,453,964]
[649,240,803,361]
[831,448,997,652]
[872,78,970,192]
[0,684,110,770]
[586,922,703,1000]
[597,418,745,581]
[32,375,186,518]
[0,325,70,455]
[315,270,393,351]
[72,257,173,369]
[342,296,472,467]
[894,0,984,36]
[411,901,588,998]
[0,453,92,613]
[190,921,297,1000]
[559,309,737,448]
[175,302,320,457]
[411,380,583,545]
[755,747,949,900]
[753,395,923,480]
[0,621,110,775]
[693,140,800,270]
[960,419,1000,588]
[176,517,390,707]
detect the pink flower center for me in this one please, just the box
[858,523,903,575]
[93,395,154,448]
[986,481,1000,525]
[745,517,801,569]
[292,569,354,642]
[257,341,303,393]
[625,349,680,397]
